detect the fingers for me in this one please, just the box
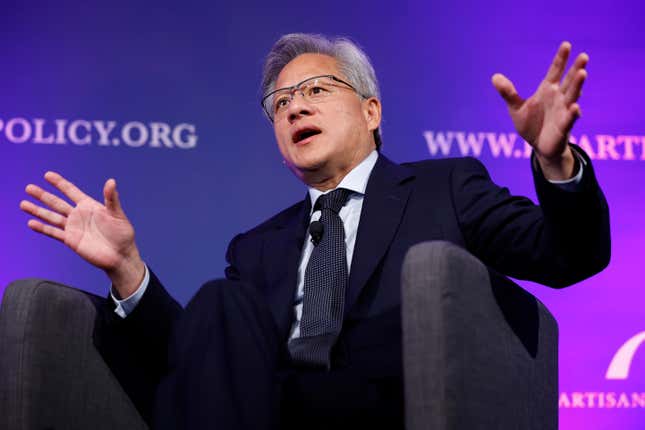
[24,183,74,216]
[44,171,90,204]
[564,68,587,105]
[569,102,582,122]
[19,199,67,228]
[544,41,571,84]
[26,219,66,242]
[561,52,589,94]
[561,103,582,136]
[491,73,524,110]
[103,178,125,216]
[21,181,70,242]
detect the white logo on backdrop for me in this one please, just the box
[606,330,645,380]
[0,117,198,149]
[559,330,645,409]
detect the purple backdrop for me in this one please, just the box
[1,1,643,427]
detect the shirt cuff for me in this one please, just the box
[545,150,587,192]
[110,263,150,319]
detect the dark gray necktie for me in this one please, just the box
[288,188,351,369]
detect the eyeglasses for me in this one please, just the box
[260,74,367,122]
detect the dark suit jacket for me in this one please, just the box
[97,147,610,424]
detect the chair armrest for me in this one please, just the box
[402,241,558,430]
[0,279,147,430]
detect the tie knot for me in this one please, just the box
[315,188,351,213]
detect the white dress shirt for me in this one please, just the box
[289,150,378,339]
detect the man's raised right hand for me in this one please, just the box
[20,172,145,298]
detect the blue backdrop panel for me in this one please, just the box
[1,1,643,428]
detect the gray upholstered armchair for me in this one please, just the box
[0,242,558,429]
[0,277,148,430]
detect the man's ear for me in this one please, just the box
[363,97,382,132]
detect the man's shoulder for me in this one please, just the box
[397,155,488,177]
[225,199,305,259]
[235,199,305,240]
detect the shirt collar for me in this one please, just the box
[307,150,378,212]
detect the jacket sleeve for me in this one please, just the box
[452,145,610,288]
[95,269,182,424]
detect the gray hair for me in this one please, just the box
[261,33,383,149]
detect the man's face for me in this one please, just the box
[271,53,380,188]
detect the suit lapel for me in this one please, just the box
[262,196,311,339]
[346,155,414,313]
[260,155,414,335]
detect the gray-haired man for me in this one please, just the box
[22,33,609,429]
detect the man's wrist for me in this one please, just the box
[111,263,150,318]
[107,252,146,299]
[535,145,577,181]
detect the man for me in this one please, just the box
[20,34,610,429]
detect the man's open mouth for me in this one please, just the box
[292,127,322,144]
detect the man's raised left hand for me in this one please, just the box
[492,41,588,180]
